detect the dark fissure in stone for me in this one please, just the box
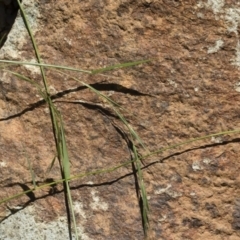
[0,0,21,48]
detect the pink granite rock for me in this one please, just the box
[0,1,240,239]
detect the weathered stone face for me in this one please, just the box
[1,0,240,239]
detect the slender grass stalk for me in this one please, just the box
[5,70,46,98]
[132,143,149,235]
[0,59,91,74]
[144,129,240,159]
[0,59,150,74]
[23,147,37,189]
[0,32,7,48]
[53,69,148,150]
[58,113,79,239]
[45,155,57,177]
[91,59,151,74]
[1,128,239,206]
[16,1,79,238]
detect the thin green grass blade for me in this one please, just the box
[91,59,151,74]
[0,59,91,74]
[1,128,240,206]
[79,83,147,150]
[23,148,37,189]
[132,144,149,235]
[16,0,49,94]
[53,69,148,150]
[0,32,7,47]
[58,115,78,239]
[145,129,240,159]
[111,105,147,150]
[59,116,70,179]
[5,70,46,99]
[45,155,57,177]
[16,1,79,239]
[0,59,151,75]
[27,158,36,189]
[80,81,121,108]
[79,81,147,150]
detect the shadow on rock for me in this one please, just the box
[0,0,20,48]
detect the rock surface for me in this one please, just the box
[1,0,240,239]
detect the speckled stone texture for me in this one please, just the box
[1,0,240,239]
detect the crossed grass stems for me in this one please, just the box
[0,1,240,239]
